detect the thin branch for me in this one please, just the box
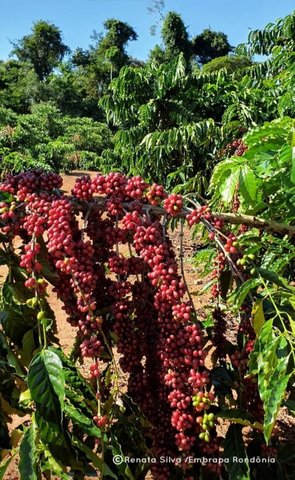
[75,199,295,238]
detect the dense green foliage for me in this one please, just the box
[96,11,295,192]
[0,103,112,176]
[158,11,192,63]
[210,116,295,220]
[200,115,295,449]
[192,28,233,65]
[203,55,252,73]
[0,10,271,180]
[12,21,69,81]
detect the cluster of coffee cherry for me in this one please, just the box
[0,169,263,479]
[218,138,248,159]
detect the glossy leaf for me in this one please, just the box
[258,344,291,441]
[283,399,295,415]
[223,424,250,479]
[28,349,65,420]
[257,268,295,292]
[41,447,72,480]
[239,164,258,203]
[221,166,241,204]
[0,307,36,345]
[209,159,238,193]
[291,146,295,184]
[19,424,37,480]
[256,326,291,442]
[230,278,260,309]
[73,437,117,479]
[64,401,101,438]
[20,329,36,365]
[251,299,265,335]
[110,434,135,480]
[217,409,262,430]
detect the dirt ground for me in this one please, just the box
[2,171,294,479]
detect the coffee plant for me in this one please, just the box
[0,160,294,479]
[0,104,112,178]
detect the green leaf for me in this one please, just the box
[239,164,258,203]
[221,166,241,204]
[209,159,238,193]
[263,370,291,443]
[257,268,295,292]
[64,401,101,438]
[35,413,64,446]
[223,424,250,479]
[291,146,295,184]
[278,144,292,167]
[285,313,295,336]
[220,270,233,299]
[192,247,215,277]
[3,275,31,304]
[50,347,96,403]
[2,282,14,304]
[199,279,215,294]
[73,437,117,479]
[0,332,24,376]
[283,399,295,415]
[251,299,265,335]
[0,306,37,345]
[41,447,72,479]
[211,366,236,396]
[20,329,36,365]
[110,434,135,480]
[28,349,65,421]
[217,409,262,430]
[19,389,32,408]
[19,424,37,480]
[256,331,291,443]
[230,278,260,308]
[288,295,295,311]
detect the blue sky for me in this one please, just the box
[0,0,294,61]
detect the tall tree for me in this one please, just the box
[12,21,69,80]
[95,19,138,75]
[192,28,233,64]
[0,60,39,113]
[161,12,192,63]
[100,54,219,189]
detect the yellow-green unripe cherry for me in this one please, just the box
[26,297,38,308]
[37,310,46,321]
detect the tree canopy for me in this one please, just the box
[94,19,138,74]
[192,28,233,64]
[161,12,192,63]
[12,20,69,80]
